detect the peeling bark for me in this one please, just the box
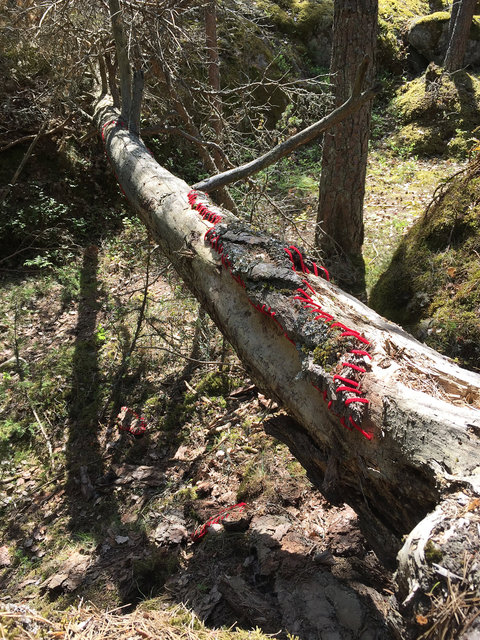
[95,99,480,579]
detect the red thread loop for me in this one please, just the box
[345,397,369,406]
[117,406,147,437]
[342,362,367,373]
[289,245,309,274]
[340,330,370,345]
[350,349,372,359]
[335,386,363,395]
[330,322,351,331]
[191,503,247,542]
[333,375,359,387]
[349,416,373,440]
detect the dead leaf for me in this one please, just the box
[416,614,429,625]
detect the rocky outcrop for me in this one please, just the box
[408,12,480,67]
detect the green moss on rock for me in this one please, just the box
[370,158,480,371]
[255,0,333,38]
[389,70,480,157]
[378,0,431,70]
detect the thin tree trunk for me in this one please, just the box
[205,0,224,171]
[108,0,132,123]
[444,0,476,72]
[316,0,377,299]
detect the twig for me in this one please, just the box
[109,0,132,122]
[0,117,70,153]
[0,122,48,204]
[30,404,55,471]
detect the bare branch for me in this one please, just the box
[194,82,378,193]
[0,121,48,204]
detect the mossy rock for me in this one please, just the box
[370,158,480,371]
[408,12,480,66]
[378,0,432,71]
[254,0,333,39]
[389,70,480,157]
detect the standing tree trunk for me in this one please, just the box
[315,0,377,299]
[205,0,224,172]
[444,0,476,72]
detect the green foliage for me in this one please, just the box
[255,0,333,39]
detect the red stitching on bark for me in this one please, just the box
[342,362,367,373]
[350,349,372,359]
[333,375,359,387]
[315,263,330,281]
[340,417,353,432]
[340,330,370,345]
[117,406,147,437]
[302,280,317,294]
[335,386,363,395]
[187,191,373,440]
[289,245,310,274]
[345,397,369,406]
[283,247,297,272]
[349,417,373,440]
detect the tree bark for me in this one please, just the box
[444,0,476,72]
[96,98,480,585]
[204,0,224,171]
[108,0,132,123]
[315,0,378,298]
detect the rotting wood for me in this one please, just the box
[95,98,480,579]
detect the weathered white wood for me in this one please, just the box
[96,98,480,570]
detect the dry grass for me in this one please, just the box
[0,601,275,640]
[419,567,480,640]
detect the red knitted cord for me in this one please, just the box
[341,362,367,373]
[333,375,359,387]
[335,386,363,395]
[191,502,247,541]
[340,330,370,345]
[350,349,372,359]
[186,191,373,440]
[117,406,147,437]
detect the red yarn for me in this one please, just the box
[350,349,372,359]
[186,190,373,441]
[345,397,370,406]
[335,386,363,395]
[333,375,359,387]
[191,503,247,541]
[117,406,147,437]
[342,362,367,374]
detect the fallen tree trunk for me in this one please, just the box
[96,95,480,626]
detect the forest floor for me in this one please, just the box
[0,151,466,639]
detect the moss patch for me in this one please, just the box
[389,70,480,157]
[370,158,480,371]
[254,0,333,39]
[378,0,431,71]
